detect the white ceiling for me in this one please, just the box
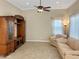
[6,0,77,11]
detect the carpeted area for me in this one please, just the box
[0,42,61,59]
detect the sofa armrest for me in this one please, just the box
[65,51,79,56]
[49,36,56,39]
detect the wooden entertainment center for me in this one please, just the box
[0,15,25,56]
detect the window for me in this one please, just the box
[52,19,64,35]
[69,14,79,39]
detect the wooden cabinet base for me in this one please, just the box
[0,40,15,56]
[14,37,25,50]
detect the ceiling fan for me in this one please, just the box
[35,0,51,12]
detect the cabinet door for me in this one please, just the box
[7,41,15,53]
[8,20,14,40]
[0,17,8,44]
[6,17,14,40]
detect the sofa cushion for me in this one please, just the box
[55,38,67,43]
[75,40,79,50]
[67,38,79,50]
[55,34,67,38]
[49,34,67,39]
[49,35,56,39]
[49,34,67,44]
[57,42,73,51]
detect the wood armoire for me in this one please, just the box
[0,15,25,56]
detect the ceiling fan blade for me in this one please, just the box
[44,6,51,8]
[44,9,50,12]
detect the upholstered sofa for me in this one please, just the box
[49,35,79,59]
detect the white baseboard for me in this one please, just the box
[26,39,49,42]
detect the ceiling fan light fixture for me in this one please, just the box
[37,9,43,12]
[35,0,51,12]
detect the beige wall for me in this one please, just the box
[0,0,23,16]
[22,10,67,42]
[21,8,68,42]
[22,11,53,42]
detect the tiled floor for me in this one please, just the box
[0,42,61,59]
